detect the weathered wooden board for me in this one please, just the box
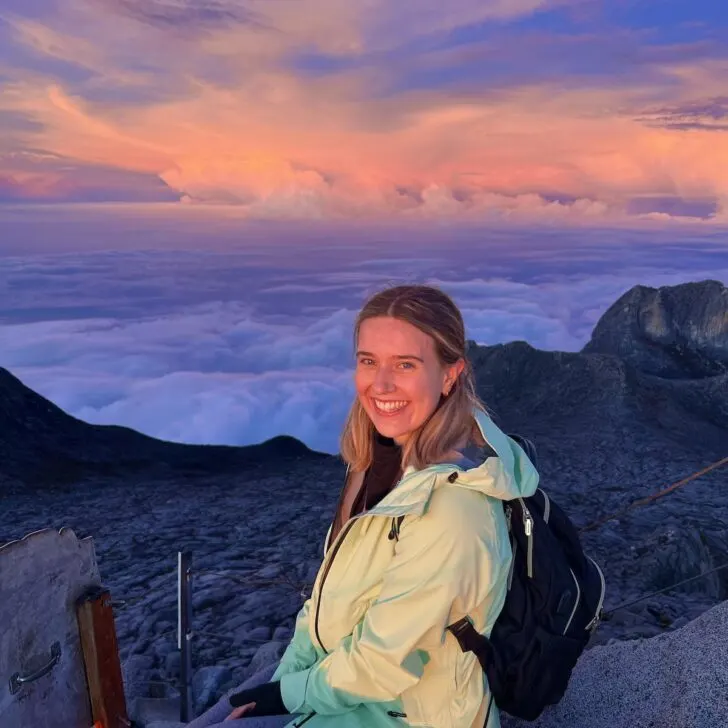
[77,585,129,728]
[0,527,101,728]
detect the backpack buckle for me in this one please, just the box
[586,610,603,633]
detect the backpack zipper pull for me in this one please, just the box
[520,499,534,578]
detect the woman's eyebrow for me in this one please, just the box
[355,350,424,362]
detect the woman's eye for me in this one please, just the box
[399,361,415,369]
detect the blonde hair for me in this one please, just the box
[340,284,489,472]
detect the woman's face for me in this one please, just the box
[355,316,464,444]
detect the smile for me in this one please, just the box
[372,399,409,415]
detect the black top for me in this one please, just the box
[330,432,403,543]
[354,432,403,514]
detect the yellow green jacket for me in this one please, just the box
[272,408,540,728]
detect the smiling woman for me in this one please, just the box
[189,283,540,728]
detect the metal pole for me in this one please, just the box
[178,550,194,722]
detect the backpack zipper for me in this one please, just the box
[507,538,517,590]
[538,488,551,523]
[564,568,581,634]
[585,555,606,632]
[519,498,534,578]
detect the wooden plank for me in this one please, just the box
[0,527,99,728]
[76,585,130,728]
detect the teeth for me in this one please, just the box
[374,400,408,413]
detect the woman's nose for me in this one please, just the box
[372,366,395,393]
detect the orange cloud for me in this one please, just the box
[1,0,727,220]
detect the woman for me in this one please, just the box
[193,284,539,728]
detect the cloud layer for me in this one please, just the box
[2,211,727,453]
[1,0,728,220]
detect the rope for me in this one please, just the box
[192,629,273,644]
[194,568,310,597]
[604,560,728,616]
[573,455,728,620]
[579,455,728,533]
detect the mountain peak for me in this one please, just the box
[582,279,728,378]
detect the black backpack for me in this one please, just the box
[445,434,607,723]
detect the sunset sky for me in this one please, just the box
[2,0,728,222]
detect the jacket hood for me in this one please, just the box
[366,407,540,519]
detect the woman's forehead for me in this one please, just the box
[358,316,435,355]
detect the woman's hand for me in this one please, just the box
[225,701,256,720]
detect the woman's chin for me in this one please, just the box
[371,417,412,442]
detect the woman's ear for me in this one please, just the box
[442,358,466,396]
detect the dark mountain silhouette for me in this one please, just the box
[0,367,327,489]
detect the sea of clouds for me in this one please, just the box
[1,206,727,453]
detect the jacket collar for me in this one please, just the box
[363,407,531,519]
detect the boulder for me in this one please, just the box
[504,598,728,727]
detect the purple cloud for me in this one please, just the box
[637,96,728,132]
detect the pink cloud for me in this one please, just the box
[1,0,727,219]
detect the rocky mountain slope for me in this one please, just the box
[1,278,726,726]
[468,278,728,457]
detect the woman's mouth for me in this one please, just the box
[372,398,410,416]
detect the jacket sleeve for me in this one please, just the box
[271,598,319,681]
[278,493,504,715]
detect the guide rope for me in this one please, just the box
[579,455,728,533]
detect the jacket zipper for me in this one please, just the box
[313,466,451,652]
[313,518,357,652]
[293,712,316,726]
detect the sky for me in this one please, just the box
[1,0,728,221]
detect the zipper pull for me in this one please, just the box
[520,499,534,536]
[388,518,399,541]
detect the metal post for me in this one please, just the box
[178,551,194,722]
